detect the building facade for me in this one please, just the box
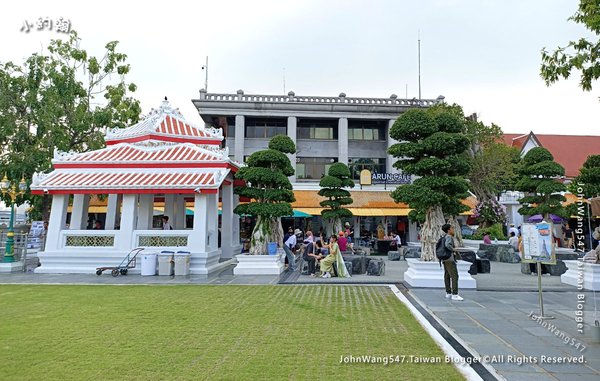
[193,90,447,243]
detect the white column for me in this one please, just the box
[137,194,154,229]
[338,117,348,166]
[70,194,90,229]
[232,194,241,246]
[352,216,360,240]
[287,116,297,183]
[164,194,175,225]
[105,194,122,230]
[207,192,219,251]
[221,183,234,258]
[234,115,245,163]
[190,193,208,252]
[117,194,138,250]
[387,119,399,173]
[45,194,69,251]
[174,195,186,229]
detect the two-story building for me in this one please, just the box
[192,89,452,243]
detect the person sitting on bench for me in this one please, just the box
[303,239,323,277]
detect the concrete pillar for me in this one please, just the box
[164,194,175,225]
[233,194,241,246]
[387,119,399,173]
[174,195,186,229]
[234,115,245,163]
[287,116,297,182]
[191,193,208,252]
[338,117,348,166]
[408,220,418,243]
[137,194,154,229]
[45,194,69,251]
[105,194,122,230]
[220,183,234,258]
[207,193,219,251]
[70,194,90,229]
[117,194,138,250]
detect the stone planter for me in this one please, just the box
[561,260,600,291]
[404,258,476,289]
[233,252,284,275]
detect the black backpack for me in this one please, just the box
[435,235,452,262]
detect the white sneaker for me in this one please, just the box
[451,295,464,301]
[445,293,452,299]
[322,272,331,278]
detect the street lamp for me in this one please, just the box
[1,174,27,262]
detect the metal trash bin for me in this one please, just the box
[141,252,158,276]
[174,251,191,276]
[158,251,174,276]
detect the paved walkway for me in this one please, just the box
[408,288,600,381]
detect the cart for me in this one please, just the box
[96,248,144,277]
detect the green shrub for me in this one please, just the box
[472,223,506,240]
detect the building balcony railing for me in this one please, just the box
[197,89,443,107]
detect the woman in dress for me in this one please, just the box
[320,235,351,278]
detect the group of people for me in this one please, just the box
[283,227,351,278]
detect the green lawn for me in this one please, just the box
[0,285,464,381]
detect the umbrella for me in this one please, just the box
[292,210,312,218]
[527,214,563,224]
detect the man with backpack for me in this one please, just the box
[437,224,463,301]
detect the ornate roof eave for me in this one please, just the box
[30,167,231,194]
[104,99,223,144]
[51,143,231,165]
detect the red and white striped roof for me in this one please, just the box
[31,99,243,194]
[31,168,229,194]
[105,99,223,145]
[52,143,230,167]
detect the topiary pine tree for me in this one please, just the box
[572,155,600,198]
[388,107,471,261]
[516,147,566,222]
[318,163,354,237]
[234,135,296,255]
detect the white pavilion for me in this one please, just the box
[30,99,242,275]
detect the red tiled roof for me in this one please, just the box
[502,133,600,178]
[30,168,228,194]
[54,143,222,164]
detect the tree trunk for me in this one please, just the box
[271,217,284,247]
[325,218,342,238]
[447,215,464,248]
[249,216,269,255]
[420,206,445,261]
[249,216,284,255]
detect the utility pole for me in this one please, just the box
[201,56,208,91]
[418,30,422,100]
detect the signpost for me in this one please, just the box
[521,221,556,320]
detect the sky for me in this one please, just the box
[1,0,599,136]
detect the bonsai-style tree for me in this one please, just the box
[516,147,567,221]
[572,155,600,198]
[234,135,296,254]
[389,106,471,261]
[318,163,354,236]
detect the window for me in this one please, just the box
[296,157,337,180]
[348,120,386,141]
[348,158,386,180]
[297,119,337,140]
[245,118,287,138]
